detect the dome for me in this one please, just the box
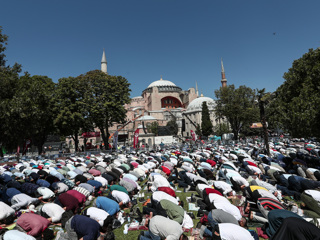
[147,79,176,88]
[186,96,215,112]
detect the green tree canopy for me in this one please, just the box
[54,76,90,152]
[0,27,22,155]
[147,121,159,135]
[166,120,178,136]
[215,84,258,140]
[270,48,320,138]
[81,70,131,148]
[17,74,55,154]
[214,123,229,137]
[201,101,213,137]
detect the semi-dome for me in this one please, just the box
[186,96,215,112]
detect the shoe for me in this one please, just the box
[199,225,206,239]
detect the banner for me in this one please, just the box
[22,139,32,155]
[190,130,197,141]
[82,132,101,138]
[133,128,140,149]
[113,131,119,150]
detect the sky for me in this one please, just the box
[1,0,320,98]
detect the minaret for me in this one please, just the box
[195,81,199,97]
[221,58,227,88]
[101,49,107,74]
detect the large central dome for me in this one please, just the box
[144,77,182,93]
[147,78,177,88]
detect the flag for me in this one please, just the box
[17,145,20,155]
[113,131,119,149]
[1,147,6,155]
[191,130,197,141]
[133,128,140,149]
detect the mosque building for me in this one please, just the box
[105,50,228,145]
[68,50,227,150]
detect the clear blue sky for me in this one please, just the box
[1,0,320,98]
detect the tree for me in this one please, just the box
[195,124,202,137]
[257,88,272,156]
[215,84,258,140]
[166,120,178,135]
[0,26,22,156]
[270,48,320,138]
[54,76,90,152]
[147,122,159,135]
[82,70,131,149]
[214,123,229,136]
[16,74,56,154]
[201,101,213,137]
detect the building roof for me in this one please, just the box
[186,96,215,113]
[147,79,177,88]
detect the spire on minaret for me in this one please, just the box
[160,75,163,80]
[101,49,108,74]
[195,81,199,97]
[221,58,227,88]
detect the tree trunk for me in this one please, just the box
[74,130,79,153]
[259,101,270,156]
[37,143,43,155]
[100,127,108,150]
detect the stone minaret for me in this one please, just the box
[196,81,199,97]
[101,49,107,74]
[221,58,227,88]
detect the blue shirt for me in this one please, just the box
[95,196,119,216]
[71,215,100,240]
[36,179,50,188]
[87,180,102,190]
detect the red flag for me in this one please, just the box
[133,128,140,149]
[190,130,197,141]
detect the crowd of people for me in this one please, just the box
[0,139,320,240]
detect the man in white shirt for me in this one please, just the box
[149,175,171,192]
[41,203,65,223]
[152,191,179,206]
[212,223,254,240]
[213,181,233,196]
[111,190,131,208]
[37,187,55,201]
[84,207,111,227]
